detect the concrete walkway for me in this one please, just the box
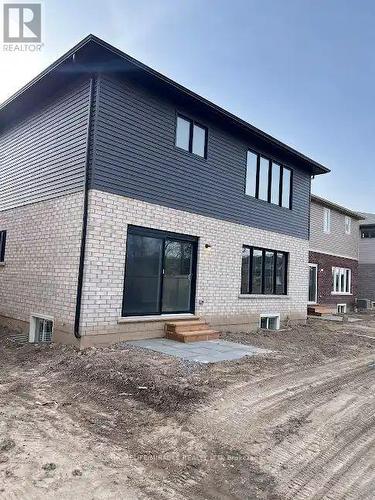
[126,338,271,363]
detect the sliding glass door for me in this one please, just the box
[123,227,197,316]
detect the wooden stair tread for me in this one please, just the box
[166,320,205,327]
[169,329,218,337]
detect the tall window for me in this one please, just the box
[175,115,208,158]
[345,216,351,234]
[241,245,288,295]
[245,150,292,209]
[332,267,351,294]
[323,208,331,233]
[0,231,6,263]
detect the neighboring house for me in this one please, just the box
[0,35,329,347]
[358,213,375,304]
[308,194,363,313]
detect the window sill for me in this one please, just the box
[238,294,290,300]
[331,292,352,296]
[0,262,5,267]
[118,313,198,324]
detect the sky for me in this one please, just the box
[1,0,374,212]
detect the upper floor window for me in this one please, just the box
[175,115,207,158]
[361,227,375,238]
[345,216,351,234]
[323,208,331,233]
[245,151,292,209]
[0,230,6,263]
[241,245,288,295]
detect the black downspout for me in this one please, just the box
[74,74,96,339]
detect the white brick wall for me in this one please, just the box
[0,193,83,331]
[80,190,309,335]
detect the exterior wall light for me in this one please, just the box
[204,244,212,250]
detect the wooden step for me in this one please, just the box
[166,329,220,343]
[308,305,334,316]
[165,320,208,334]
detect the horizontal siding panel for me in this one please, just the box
[0,78,90,211]
[92,74,311,239]
[310,201,360,259]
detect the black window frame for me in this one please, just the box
[241,245,288,295]
[0,230,6,263]
[175,114,208,159]
[245,149,293,210]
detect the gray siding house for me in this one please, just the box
[308,195,363,314]
[358,213,375,304]
[0,35,329,347]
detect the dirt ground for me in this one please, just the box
[1,315,375,499]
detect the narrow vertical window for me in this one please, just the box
[276,252,287,294]
[264,251,275,294]
[258,157,270,201]
[192,124,207,157]
[245,151,258,197]
[175,116,190,151]
[241,247,251,294]
[345,269,351,293]
[252,249,263,293]
[281,167,291,208]
[323,208,331,233]
[271,163,281,205]
[0,231,6,263]
[345,216,351,234]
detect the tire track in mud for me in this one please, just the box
[192,354,375,499]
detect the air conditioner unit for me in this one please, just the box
[357,299,371,310]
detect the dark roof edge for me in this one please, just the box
[311,194,364,220]
[0,34,330,176]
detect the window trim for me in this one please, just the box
[323,208,331,233]
[241,245,288,296]
[175,113,208,159]
[0,230,6,263]
[345,216,351,235]
[337,303,347,314]
[308,263,318,304]
[259,314,280,330]
[29,313,54,343]
[245,149,293,210]
[332,267,352,295]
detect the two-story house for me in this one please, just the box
[0,35,329,347]
[358,213,375,305]
[308,195,363,314]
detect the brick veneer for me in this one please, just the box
[79,189,310,342]
[0,192,83,338]
[0,189,310,346]
[309,251,358,310]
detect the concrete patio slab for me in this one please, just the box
[310,315,363,323]
[126,338,271,363]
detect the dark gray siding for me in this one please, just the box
[0,78,90,212]
[92,74,311,239]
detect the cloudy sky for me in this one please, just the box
[1,0,374,212]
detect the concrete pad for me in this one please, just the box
[310,315,363,323]
[125,338,271,363]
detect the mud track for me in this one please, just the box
[1,316,375,499]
